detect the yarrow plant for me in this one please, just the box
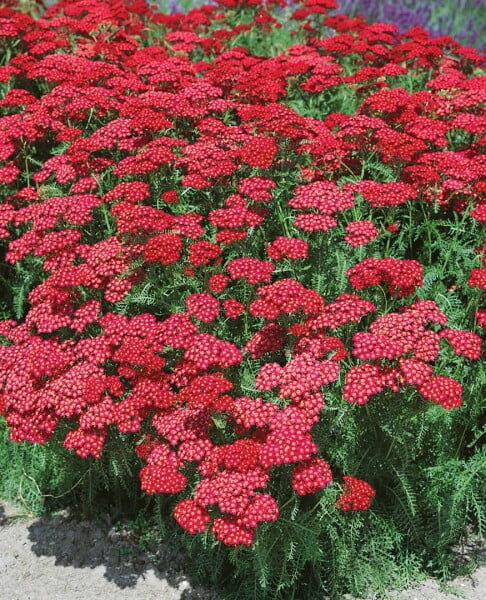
[0,0,484,596]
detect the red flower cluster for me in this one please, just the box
[227,257,275,284]
[358,180,416,207]
[336,476,375,511]
[344,220,379,247]
[344,301,481,408]
[186,293,220,322]
[347,258,424,297]
[267,236,309,260]
[292,458,333,496]
[250,279,325,320]
[144,233,183,265]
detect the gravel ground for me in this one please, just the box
[0,501,215,600]
[0,501,484,600]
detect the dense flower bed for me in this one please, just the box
[0,0,484,552]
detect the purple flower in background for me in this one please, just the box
[167,0,183,13]
[334,0,485,48]
[167,0,209,13]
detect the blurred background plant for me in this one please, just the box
[153,0,485,49]
[336,0,485,49]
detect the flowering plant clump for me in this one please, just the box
[0,0,484,586]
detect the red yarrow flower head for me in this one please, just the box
[211,516,254,547]
[358,180,416,208]
[188,241,221,267]
[227,257,274,285]
[417,375,463,409]
[208,273,229,293]
[174,499,211,535]
[143,233,183,265]
[347,257,423,297]
[186,293,220,323]
[250,278,324,320]
[244,323,286,359]
[139,446,187,494]
[289,180,354,215]
[63,428,106,459]
[336,476,375,511]
[343,363,386,405]
[237,493,279,529]
[344,220,379,247]
[294,213,337,232]
[440,329,482,360]
[238,176,276,202]
[184,333,242,369]
[267,236,309,260]
[182,266,196,278]
[223,298,245,319]
[468,268,486,290]
[161,190,179,204]
[292,457,333,495]
[476,308,486,329]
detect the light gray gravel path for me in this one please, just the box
[0,501,484,600]
[0,501,205,600]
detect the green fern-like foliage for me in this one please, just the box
[0,420,145,519]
